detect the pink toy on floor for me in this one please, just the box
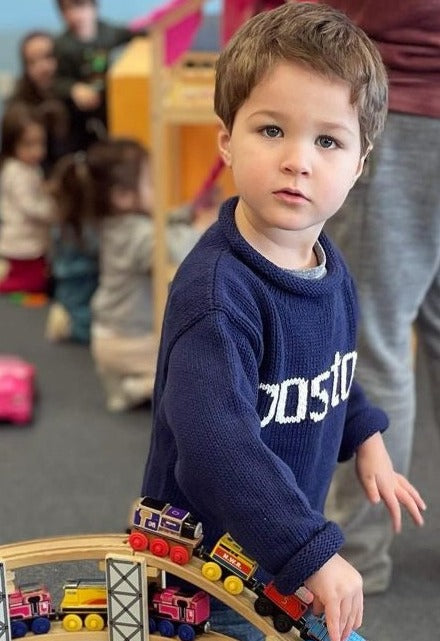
[0,356,35,424]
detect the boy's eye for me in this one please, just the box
[317,135,337,149]
[261,125,282,138]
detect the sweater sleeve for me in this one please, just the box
[130,220,154,273]
[166,222,202,265]
[162,310,344,593]
[53,37,77,99]
[101,22,134,48]
[338,379,389,462]
[6,167,54,223]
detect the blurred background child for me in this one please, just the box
[7,31,70,174]
[44,151,99,344]
[0,102,55,294]
[53,0,148,152]
[57,137,214,411]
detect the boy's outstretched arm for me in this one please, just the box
[355,431,427,532]
[303,553,363,641]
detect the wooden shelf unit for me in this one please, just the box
[150,0,220,332]
[108,2,237,333]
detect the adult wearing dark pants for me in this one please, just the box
[324,0,440,594]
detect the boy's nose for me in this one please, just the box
[280,144,311,175]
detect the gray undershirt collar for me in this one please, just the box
[286,240,327,280]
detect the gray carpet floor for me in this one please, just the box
[0,296,438,641]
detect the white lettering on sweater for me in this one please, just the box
[259,351,357,427]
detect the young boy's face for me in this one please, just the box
[59,1,97,40]
[218,61,366,252]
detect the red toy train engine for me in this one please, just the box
[254,582,313,634]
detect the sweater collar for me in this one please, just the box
[218,197,345,296]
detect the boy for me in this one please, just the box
[53,0,143,150]
[141,4,426,641]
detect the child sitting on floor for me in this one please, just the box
[44,151,99,344]
[52,137,214,411]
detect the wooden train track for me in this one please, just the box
[0,534,290,641]
[0,534,128,569]
[36,622,232,641]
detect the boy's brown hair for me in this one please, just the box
[214,2,388,154]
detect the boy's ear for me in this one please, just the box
[353,143,373,185]
[217,122,232,167]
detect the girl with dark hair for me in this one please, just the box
[0,103,55,294]
[8,31,69,173]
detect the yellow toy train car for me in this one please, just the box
[200,533,259,595]
[59,579,107,631]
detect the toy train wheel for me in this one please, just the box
[170,544,190,565]
[128,531,149,551]
[273,612,294,633]
[254,595,273,616]
[149,618,157,634]
[84,613,105,631]
[150,537,170,557]
[62,614,83,631]
[158,619,175,637]
[202,561,222,582]
[177,623,196,641]
[31,617,51,634]
[11,620,28,638]
[223,575,244,595]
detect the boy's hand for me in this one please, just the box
[356,431,426,532]
[303,553,363,641]
[71,83,101,111]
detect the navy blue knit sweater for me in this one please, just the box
[142,197,388,593]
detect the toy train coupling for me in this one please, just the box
[192,543,207,560]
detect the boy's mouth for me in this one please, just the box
[273,188,311,202]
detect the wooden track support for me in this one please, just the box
[0,561,11,641]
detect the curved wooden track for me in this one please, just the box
[0,534,128,570]
[0,534,290,641]
[36,622,233,641]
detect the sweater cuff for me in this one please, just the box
[338,407,388,462]
[273,521,344,594]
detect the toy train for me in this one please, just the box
[128,495,203,565]
[128,496,367,641]
[8,578,210,641]
[149,584,210,640]
[9,583,54,638]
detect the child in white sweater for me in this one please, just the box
[0,102,54,293]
